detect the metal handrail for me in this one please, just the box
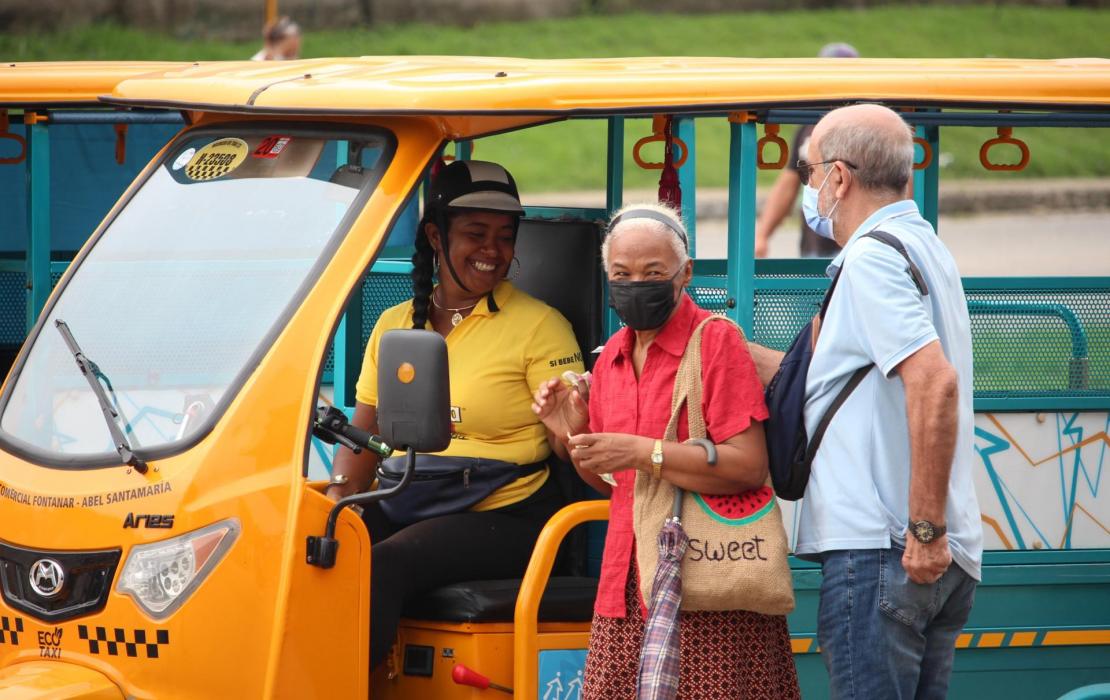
[513,499,610,699]
[967,300,1089,390]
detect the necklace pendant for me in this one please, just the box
[451,311,463,327]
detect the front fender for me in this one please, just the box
[0,660,123,699]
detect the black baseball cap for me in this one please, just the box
[428,160,524,215]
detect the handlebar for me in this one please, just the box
[306,405,408,568]
[313,405,392,457]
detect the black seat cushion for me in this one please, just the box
[402,576,598,623]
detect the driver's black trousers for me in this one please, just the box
[360,472,564,669]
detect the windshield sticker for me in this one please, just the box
[0,480,172,509]
[185,138,248,181]
[171,147,196,171]
[253,135,292,159]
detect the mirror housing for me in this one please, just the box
[376,329,451,453]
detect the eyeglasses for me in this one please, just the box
[796,158,859,186]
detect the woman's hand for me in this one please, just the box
[567,432,651,475]
[532,377,590,440]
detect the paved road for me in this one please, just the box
[695,210,1110,277]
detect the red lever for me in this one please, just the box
[452,664,513,694]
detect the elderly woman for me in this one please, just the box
[330,160,584,670]
[534,203,799,698]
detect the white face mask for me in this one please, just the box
[801,167,840,240]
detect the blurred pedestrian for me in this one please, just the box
[754,42,859,258]
[252,16,302,61]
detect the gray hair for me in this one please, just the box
[601,203,691,273]
[818,107,914,194]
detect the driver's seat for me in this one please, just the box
[399,215,605,625]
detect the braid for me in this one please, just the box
[410,216,436,329]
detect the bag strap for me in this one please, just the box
[664,315,745,443]
[817,230,928,322]
[805,230,929,465]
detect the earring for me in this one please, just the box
[433,251,440,272]
[507,256,521,280]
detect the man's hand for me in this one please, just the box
[902,535,952,584]
[567,432,651,475]
[532,377,589,438]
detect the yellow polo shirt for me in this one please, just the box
[355,281,584,510]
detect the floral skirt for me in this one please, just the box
[582,562,800,700]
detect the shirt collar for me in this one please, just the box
[469,280,514,317]
[827,199,919,277]
[613,292,698,363]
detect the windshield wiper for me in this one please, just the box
[55,319,148,474]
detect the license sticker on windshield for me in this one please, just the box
[185,138,249,181]
[171,147,195,171]
[252,135,292,159]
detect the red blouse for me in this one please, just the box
[588,293,770,618]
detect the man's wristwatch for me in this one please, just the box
[908,519,947,544]
[326,473,350,491]
[650,439,664,479]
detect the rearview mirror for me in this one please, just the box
[376,329,451,453]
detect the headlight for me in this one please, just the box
[117,519,240,619]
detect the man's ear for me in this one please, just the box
[834,162,853,200]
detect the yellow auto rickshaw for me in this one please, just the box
[0,56,1109,699]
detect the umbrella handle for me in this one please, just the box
[672,486,685,520]
[685,438,718,465]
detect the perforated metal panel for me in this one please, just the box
[753,288,825,351]
[323,270,412,378]
[0,270,25,344]
[691,277,1110,403]
[690,274,825,351]
[967,287,1110,396]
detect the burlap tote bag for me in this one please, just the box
[633,316,795,614]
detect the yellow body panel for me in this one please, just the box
[0,661,122,698]
[0,62,193,105]
[98,57,1110,117]
[0,113,444,698]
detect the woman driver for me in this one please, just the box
[327,160,585,670]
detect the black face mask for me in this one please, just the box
[608,269,683,331]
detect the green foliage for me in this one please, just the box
[2,6,1107,191]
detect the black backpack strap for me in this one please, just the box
[803,364,870,467]
[861,231,929,296]
[805,231,930,467]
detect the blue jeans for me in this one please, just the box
[817,546,977,700]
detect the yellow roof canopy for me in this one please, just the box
[94,57,1110,115]
[0,61,194,106]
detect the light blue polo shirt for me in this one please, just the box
[795,200,982,580]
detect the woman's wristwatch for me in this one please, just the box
[650,439,664,479]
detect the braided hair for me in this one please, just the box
[410,214,436,330]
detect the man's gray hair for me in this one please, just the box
[601,202,691,273]
[818,107,914,194]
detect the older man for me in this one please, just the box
[751,104,981,699]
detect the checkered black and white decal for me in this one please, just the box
[0,616,22,645]
[78,625,169,659]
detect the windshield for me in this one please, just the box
[0,125,393,466]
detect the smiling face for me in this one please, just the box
[427,210,517,297]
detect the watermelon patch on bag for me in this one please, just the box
[693,486,775,526]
